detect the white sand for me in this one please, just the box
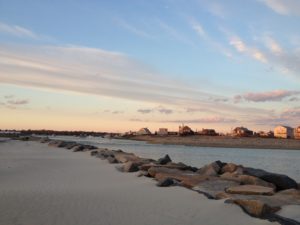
[0,140,279,225]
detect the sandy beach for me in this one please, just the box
[128,135,300,150]
[0,139,284,225]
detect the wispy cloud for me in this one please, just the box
[7,99,29,105]
[229,35,267,63]
[114,18,155,39]
[234,90,300,102]
[157,20,194,46]
[263,35,283,55]
[0,43,284,126]
[0,44,220,108]
[224,30,300,77]
[137,106,173,115]
[207,2,227,19]
[0,22,39,39]
[250,106,300,126]
[0,95,30,109]
[190,19,232,57]
[102,109,124,114]
[137,109,153,114]
[162,116,237,124]
[259,0,300,16]
[4,95,14,99]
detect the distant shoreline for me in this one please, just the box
[125,135,300,150]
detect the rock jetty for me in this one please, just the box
[19,136,300,225]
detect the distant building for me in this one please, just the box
[257,131,274,138]
[274,125,294,139]
[179,125,194,136]
[294,126,300,139]
[157,128,168,136]
[199,129,218,136]
[137,128,152,135]
[167,131,178,135]
[232,127,253,137]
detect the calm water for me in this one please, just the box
[51,136,300,181]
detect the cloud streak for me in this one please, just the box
[229,35,267,63]
[0,22,39,39]
[224,31,300,77]
[234,90,300,102]
[137,106,174,115]
[259,0,300,16]
[114,18,155,39]
[7,99,29,105]
[161,116,237,124]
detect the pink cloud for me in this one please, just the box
[162,116,237,124]
[234,90,300,102]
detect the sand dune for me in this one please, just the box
[0,140,279,225]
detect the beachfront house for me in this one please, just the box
[199,129,218,136]
[258,131,274,138]
[274,125,294,139]
[294,126,300,139]
[232,127,253,137]
[157,128,168,136]
[179,125,194,136]
[137,128,151,135]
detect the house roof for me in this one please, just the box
[275,125,293,129]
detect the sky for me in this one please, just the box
[0,0,299,133]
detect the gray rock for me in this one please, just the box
[157,154,172,165]
[90,150,98,156]
[72,145,85,152]
[123,161,140,172]
[156,178,178,187]
[230,199,280,218]
[196,161,222,176]
[193,179,240,199]
[243,167,298,191]
[107,156,118,164]
[226,185,275,196]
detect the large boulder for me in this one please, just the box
[196,161,223,176]
[226,185,275,196]
[139,163,157,171]
[64,142,78,149]
[148,167,182,178]
[193,179,240,199]
[221,163,238,174]
[243,167,298,191]
[40,138,50,143]
[231,199,280,218]
[122,161,140,172]
[220,173,275,188]
[152,168,213,188]
[48,140,63,147]
[139,163,196,172]
[90,150,98,156]
[157,154,172,165]
[107,156,118,164]
[97,149,115,159]
[72,145,85,152]
[114,152,139,163]
[156,178,178,187]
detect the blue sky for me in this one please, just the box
[0,0,299,132]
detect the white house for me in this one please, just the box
[274,125,294,139]
[157,128,168,136]
[294,126,300,139]
[137,128,151,135]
